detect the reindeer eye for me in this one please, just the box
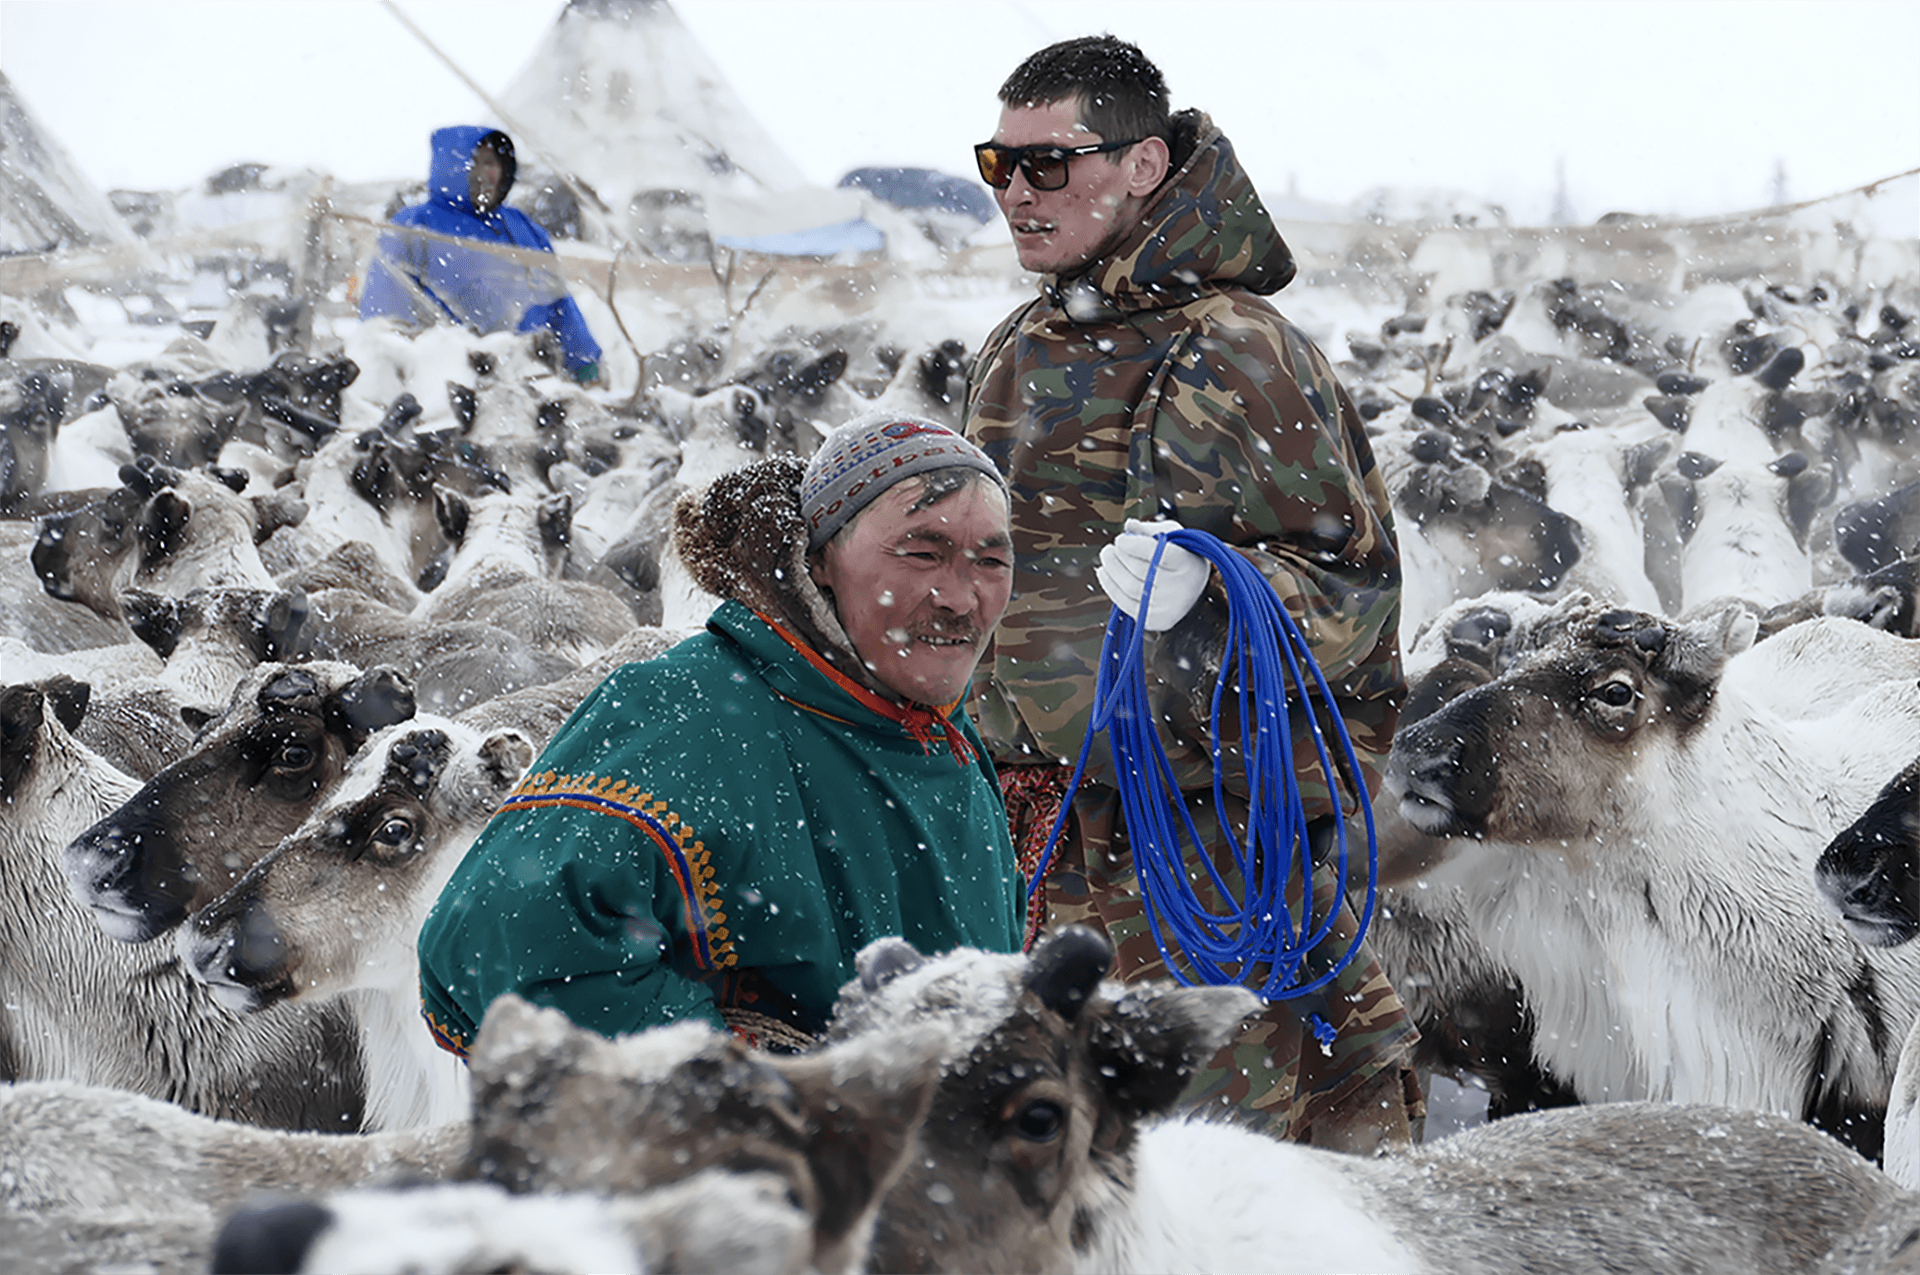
[272,743,314,770]
[373,817,414,849]
[1013,1099,1065,1142]
[1596,681,1637,708]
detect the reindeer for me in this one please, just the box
[178,716,537,1129]
[1,677,365,1131]
[31,460,300,624]
[1388,608,1920,1156]
[833,929,1904,1275]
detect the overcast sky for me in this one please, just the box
[3,0,1917,225]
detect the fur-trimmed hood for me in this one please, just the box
[671,456,884,696]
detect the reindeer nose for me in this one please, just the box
[68,797,198,917]
[203,893,288,985]
[77,824,140,890]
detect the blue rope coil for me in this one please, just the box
[1023,527,1379,1013]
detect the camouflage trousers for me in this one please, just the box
[1009,771,1422,1143]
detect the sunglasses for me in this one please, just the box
[973,138,1143,191]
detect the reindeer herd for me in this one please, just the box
[1,266,1919,1272]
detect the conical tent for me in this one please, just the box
[493,0,862,249]
[0,72,141,256]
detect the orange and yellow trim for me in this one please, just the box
[501,770,737,971]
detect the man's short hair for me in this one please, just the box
[998,35,1170,145]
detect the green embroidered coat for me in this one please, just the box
[417,600,1022,1056]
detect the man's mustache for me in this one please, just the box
[885,621,984,646]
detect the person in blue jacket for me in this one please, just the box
[360,126,602,383]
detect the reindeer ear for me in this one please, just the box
[538,492,573,551]
[793,350,848,399]
[0,684,48,802]
[349,443,395,511]
[1677,450,1722,480]
[1720,607,1761,656]
[1446,603,1513,662]
[304,355,359,395]
[477,729,535,801]
[416,546,451,594]
[776,1026,946,1275]
[119,459,160,498]
[40,674,91,735]
[30,510,81,600]
[125,588,185,659]
[434,485,470,543]
[1085,984,1262,1119]
[1024,926,1113,1023]
[257,589,309,662]
[1651,606,1754,723]
[1756,345,1805,392]
[259,668,323,716]
[446,381,477,432]
[855,937,926,993]
[138,489,191,563]
[1622,437,1672,489]
[251,490,309,543]
[1782,460,1831,546]
[324,666,416,751]
[381,391,423,435]
[1403,656,1494,727]
[920,341,965,405]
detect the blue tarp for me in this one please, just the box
[838,167,996,223]
[713,217,887,257]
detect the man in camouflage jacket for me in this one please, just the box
[966,35,1420,1148]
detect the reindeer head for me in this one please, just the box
[63,663,416,942]
[832,928,1259,1274]
[459,994,945,1275]
[178,717,531,1009]
[1816,756,1920,949]
[1388,605,1758,843]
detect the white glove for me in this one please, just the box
[1095,518,1210,631]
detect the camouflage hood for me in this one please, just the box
[1050,110,1296,322]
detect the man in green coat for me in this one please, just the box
[418,414,1024,1056]
[966,36,1420,1148]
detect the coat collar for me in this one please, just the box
[712,602,977,766]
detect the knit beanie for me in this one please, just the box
[801,411,1005,550]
